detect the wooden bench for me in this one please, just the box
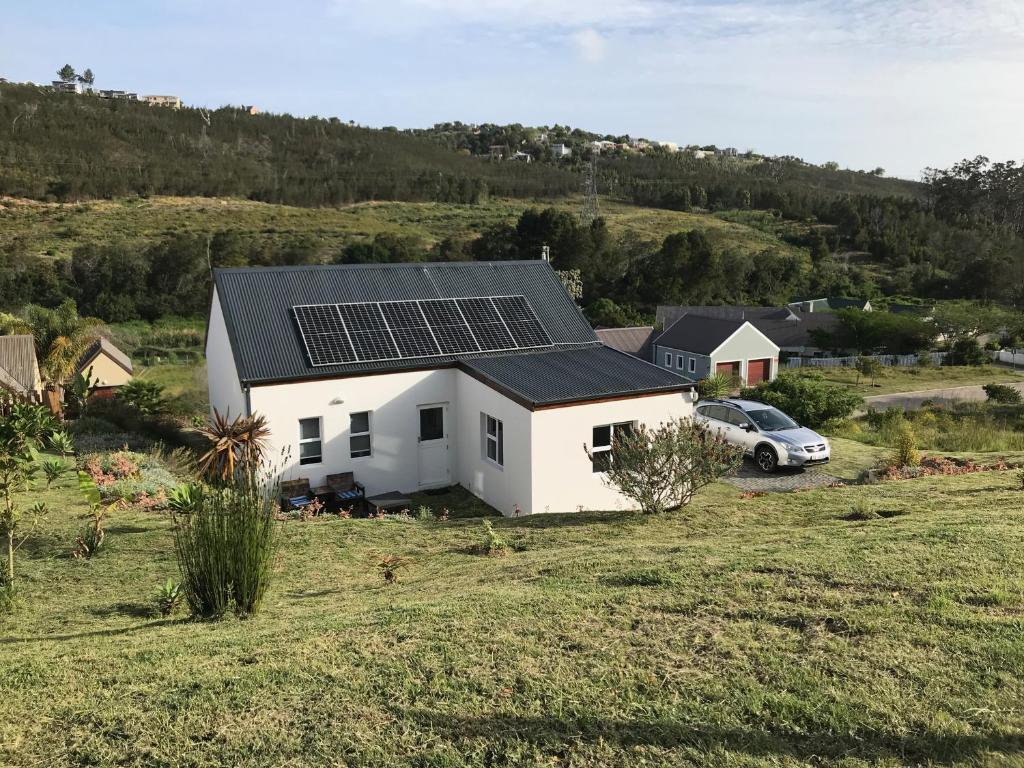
[326,472,366,513]
[279,478,314,512]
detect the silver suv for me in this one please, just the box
[694,398,831,473]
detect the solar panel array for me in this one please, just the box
[293,295,553,367]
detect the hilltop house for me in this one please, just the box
[77,337,133,395]
[0,335,43,404]
[206,261,696,515]
[654,315,779,385]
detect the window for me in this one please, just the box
[591,421,635,473]
[705,405,730,422]
[350,411,372,458]
[723,408,748,427]
[676,355,684,370]
[664,351,672,367]
[483,413,504,467]
[688,357,696,373]
[298,417,322,465]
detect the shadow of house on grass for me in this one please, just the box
[401,711,1024,765]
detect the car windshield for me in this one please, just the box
[746,407,799,431]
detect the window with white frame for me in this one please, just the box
[676,355,684,370]
[688,357,696,373]
[298,417,322,465]
[350,411,372,458]
[664,351,672,367]
[482,413,504,466]
[591,421,636,473]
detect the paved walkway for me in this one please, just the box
[863,380,1024,411]
[723,458,845,493]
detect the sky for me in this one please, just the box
[3,0,1023,179]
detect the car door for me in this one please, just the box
[723,407,759,452]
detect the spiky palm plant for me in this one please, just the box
[197,411,271,483]
[4,301,103,387]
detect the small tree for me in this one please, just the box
[890,418,920,468]
[585,419,743,514]
[855,356,883,386]
[198,411,272,483]
[79,68,95,87]
[0,406,53,584]
[57,64,77,83]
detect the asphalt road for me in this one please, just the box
[864,380,1024,411]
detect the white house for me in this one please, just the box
[206,261,696,516]
[654,314,779,385]
[550,143,572,159]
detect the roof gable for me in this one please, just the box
[595,326,656,360]
[655,315,748,355]
[78,337,133,376]
[213,261,598,384]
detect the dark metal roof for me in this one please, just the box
[595,326,656,361]
[751,313,839,348]
[459,345,694,409]
[654,314,751,355]
[657,305,794,328]
[213,261,599,384]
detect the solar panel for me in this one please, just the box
[492,295,552,349]
[293,305,357,366]
[292,295,552,367]
[337,303,399,361]
[379,301,440,358]
[420,299,480,354]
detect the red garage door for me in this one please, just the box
[747,358,770,385]
[716,361,740,380]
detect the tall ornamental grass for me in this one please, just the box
[172,470,279,619]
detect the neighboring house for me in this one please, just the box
[550,143,572,159]
[97,90,139,101]
[657,305,841,357]
[206,261,696,516]
[654,315,779,385]
[77,337,134,393]
[51,80,84,94]
[789,297,872,313]
[595,327,656,361]
[242,105,260,115]
[0,335,43,403]
[143,94,182,108]
[510,151,532,163]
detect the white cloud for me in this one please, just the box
[571,28,607,63]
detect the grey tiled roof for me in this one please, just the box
[213,261,599,384]
[459,345,694,409]
[657,305,794,328]
[595,326,656,361]
[78,337,133,376]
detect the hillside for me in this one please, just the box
[0,195,805,264]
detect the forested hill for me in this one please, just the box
[0,83,918,211]
[0,84,578,205]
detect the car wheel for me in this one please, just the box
[755,446,778,473]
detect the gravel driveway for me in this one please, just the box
[723,458,845,493]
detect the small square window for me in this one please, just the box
[591,421,635,473]
[350,411,372,458]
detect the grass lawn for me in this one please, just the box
[816,364,1022,397]
[2,467,1023,766]
[134,362,209,420]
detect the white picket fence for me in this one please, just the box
[785,352,947,369]
[994,349,1024,368]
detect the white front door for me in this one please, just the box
[417,404,450,488]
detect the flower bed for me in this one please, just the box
[79,450,179,509]
[880,455,1017,481]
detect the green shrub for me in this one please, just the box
[890,418,920,468]
[115,380,168,416]
[415,505,433,521]
[156,578,184,617]
[697,373,731,399]
[40,459,67,488]
[68,416,120,435]
[845,499,880,520]
[481,519,510,556]
[983,383,1022,404]
[944,337,987,366]
[173,470,279,619]
[741,372,864,428]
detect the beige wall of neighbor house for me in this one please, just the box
[530,391,695,514]
[82,351,132,388]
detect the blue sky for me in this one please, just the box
[4,0,1022,179]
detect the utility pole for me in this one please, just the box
[580,155,599,226]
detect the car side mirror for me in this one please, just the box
[739,423,754,432]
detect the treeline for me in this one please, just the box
[0,85,577,205]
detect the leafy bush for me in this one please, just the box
[115,380,167,416]
[481,519,510,556]
[173,470,279,618]
[46,431,74,458]
[944,337,987,366]
[156,578,184,617]
[68,416,121,435]
[415,505,433,521]
[983,383,1022,404]
[889,418,921,468]
[41,459,67,488]
[697,373,731,399]
[741,372,864,428]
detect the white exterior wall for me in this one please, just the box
[248,369,456,494]
[205,288,246,420]
[529,391,694,514]
[454,374,532,517]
